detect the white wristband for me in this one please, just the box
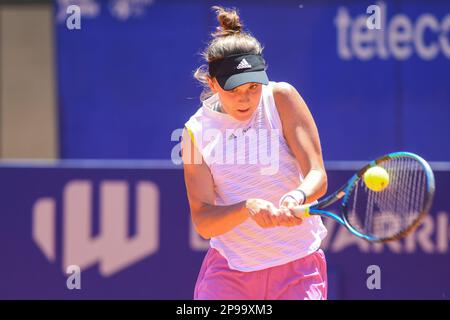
[279,189,306,207]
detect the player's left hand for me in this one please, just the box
[278,197,303,227]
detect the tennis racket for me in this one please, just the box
[293,152,435,243]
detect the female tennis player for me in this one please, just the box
[182,6,328,300]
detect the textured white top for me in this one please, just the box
[185,81,327,272]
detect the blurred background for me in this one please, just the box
[0,0,449,299]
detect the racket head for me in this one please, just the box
[340,152,435,243]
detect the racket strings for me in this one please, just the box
[346,156,428,240]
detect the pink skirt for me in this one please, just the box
[194,248,327,300]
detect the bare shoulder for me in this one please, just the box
[272,81,308,117]
[272,81,298,99]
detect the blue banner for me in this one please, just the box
[55,1,450,161]
[1,162,449,299]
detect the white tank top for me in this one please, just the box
[185,81,327,272]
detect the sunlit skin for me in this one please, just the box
[206,77,262,121]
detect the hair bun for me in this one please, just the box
[212,6,243,37]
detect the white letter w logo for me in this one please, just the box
[32,180,159,277]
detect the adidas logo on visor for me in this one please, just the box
[236,58,252,70]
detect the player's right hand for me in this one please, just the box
[245,198,303,228]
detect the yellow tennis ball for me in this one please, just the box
[363,166,389,192]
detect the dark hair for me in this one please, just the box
[194,6,263,101]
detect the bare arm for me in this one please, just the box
[273,82,328,204]
[181,128,249,239]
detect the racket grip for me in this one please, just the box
[292,205,311,219]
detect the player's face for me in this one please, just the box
[209,78,262,121]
